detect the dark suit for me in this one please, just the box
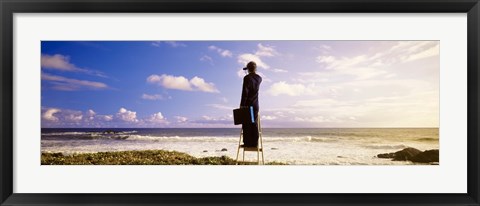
[240,73,262,147]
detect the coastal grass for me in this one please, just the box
[41,150,286,165]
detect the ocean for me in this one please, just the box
[41,128,439,165]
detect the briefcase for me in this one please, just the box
[233,106,255,125]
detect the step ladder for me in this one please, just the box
[235,116,264,165]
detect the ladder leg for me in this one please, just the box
[235,147,240,165]
[262,150,265,165]
[243,150,245,162]
[236,129,243,165]
[257,150,260,165]
[257,115,264,165]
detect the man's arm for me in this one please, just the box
[240,77,249,107]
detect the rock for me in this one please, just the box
[203,150,208,153]
[337,156,345,158]
[411,149,439,163]
[392,148,422,161]
[377,152,395,158]
[221,148,228,152]
[271,148,279,150]
[377,147,422,161]
[103,130,118,134]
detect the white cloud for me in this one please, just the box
[86,109,96,120]
[296,72,330,83]
[208,45,233,57]
[84,109,111,122]
[174,116,188,123]
[66,113,83,122]
[152,41,186,48]
[404,43,439,62]
[375,41,439,64]
[313,44,332,54]
[41,54,107,77]
[237,53,269,69]
[202,115,214,121]
[272,68,288,73]
[207,104,235,110]
[311,42,439,82]
[147,74,219,93]
[87,109,96,116]
[42,73,109,91]
[41,107,170,127]
[190,76,220,93]
[261,88,439,127]
[101,115,113,121]
[165,41,186,48]
[267,81,316,96]
[42,108,61,121]
[200,55,214,64]
[292,99,343,108]
[141,93,165,100]
[293,116,328,123]
[261,115,277,120]
[316,55,336,65]
[255,43,279,57]
[41,54,78,72]
[236,43,282,73]
[147,112,167,123]
[147,74,192,91]
[116,107,138,122]
[318,55,369,71]
[42,107,111,127]
[191,114,233,126]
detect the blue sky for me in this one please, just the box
[41,41,439,128]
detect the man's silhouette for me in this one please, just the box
[240,61,262,147]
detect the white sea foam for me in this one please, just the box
[122,135,340,143]
[362,144,409,149]
[42,130,138,136]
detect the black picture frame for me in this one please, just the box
[1,0,479,205]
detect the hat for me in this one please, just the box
[243,61,257,70]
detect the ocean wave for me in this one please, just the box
[125,135,238,142]
[42,133,341,143]
[124,135,339,143]
[42,130,138,136]
[363,144,408,149]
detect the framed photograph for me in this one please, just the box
[1,0,479,205]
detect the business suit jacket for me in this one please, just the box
[240,72,262,114]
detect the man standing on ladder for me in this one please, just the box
[240,61,262,147]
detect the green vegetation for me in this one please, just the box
[41,150,286,165]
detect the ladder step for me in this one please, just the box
[239,146,263,152]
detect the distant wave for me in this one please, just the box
[126,135,237,142]
[42,130,138,136]
[123,135,339,143]
[363,144,408,150]
[41,133,341,143]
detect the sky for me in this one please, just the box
[41,41,439,128]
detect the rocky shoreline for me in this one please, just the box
[41,150,286,165]
[377,147,439,164]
